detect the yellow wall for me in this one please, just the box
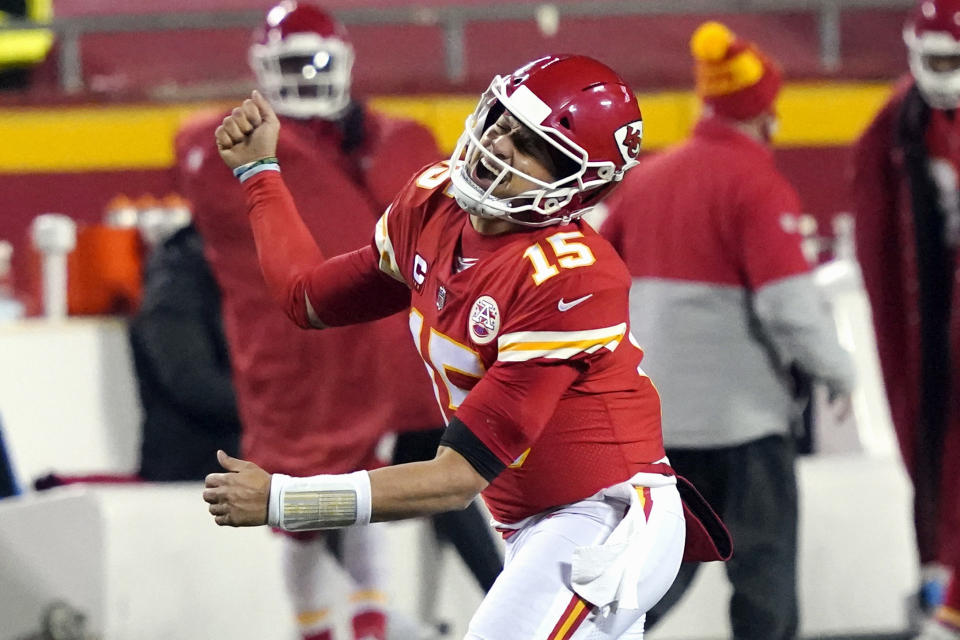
[0,82,895,174]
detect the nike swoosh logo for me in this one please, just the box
[558,294,593,312]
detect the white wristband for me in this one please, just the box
[267,471,372,531]
[267,473,290,527]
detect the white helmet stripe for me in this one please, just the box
[507,85,552,125]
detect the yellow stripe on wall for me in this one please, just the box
[0,104,207,172]
[774,83,895,147]
[0,82,896,174]
[634,82,895,149]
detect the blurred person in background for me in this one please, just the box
[176,3,501,638]
[598,22,854,640]
[0,0,54,90]
[0,413,19,498]
[29,209,243,488]
[129,214,242,482]
[851,0,960,637]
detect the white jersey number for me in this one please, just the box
[410,308,485,412]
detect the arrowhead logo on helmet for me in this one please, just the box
[615,122,644,165]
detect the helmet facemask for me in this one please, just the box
[905,26,960,109]
[449,76,621,227]
[250,32,354,120]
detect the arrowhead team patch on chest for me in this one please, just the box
[468,295,500,345]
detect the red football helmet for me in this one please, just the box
[904,0,960,109]
[449,55,644,227]
[249,1,354,119]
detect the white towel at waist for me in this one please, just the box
[570,471,682,610]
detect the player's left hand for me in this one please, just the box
[203,450,271,527]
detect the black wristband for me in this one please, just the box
[440,417,507,482]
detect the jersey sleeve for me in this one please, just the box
[451,360,582,470]
[242,170,409,328]
[302,246,412,326]
[372,161,451,285]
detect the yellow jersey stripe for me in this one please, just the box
[499,323,627,348]
[497,323,626,362]
[498,341,621,363]
[501,336,620,352]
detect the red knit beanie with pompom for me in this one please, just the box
[691,21,783,120]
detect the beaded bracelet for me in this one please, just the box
[233,156,280,183]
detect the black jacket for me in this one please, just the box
[130,225,241,481]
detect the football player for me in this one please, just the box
[179,3,501,639]
[204,54,730,639]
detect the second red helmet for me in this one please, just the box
[249,1,354,119]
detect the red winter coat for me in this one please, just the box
[601,117,852,449]
[852,78,960,566]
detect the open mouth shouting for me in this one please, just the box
[470,151,508,191]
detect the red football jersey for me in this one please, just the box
[374,162,666,523]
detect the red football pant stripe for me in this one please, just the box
[548,593,591,640]
[639,486,653,521]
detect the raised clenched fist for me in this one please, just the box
[215,90,281,170]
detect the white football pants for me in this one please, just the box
[465,482,684,640]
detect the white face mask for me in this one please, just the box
[448,77,601,227]
[250,33,355,120]
[905,27,960,110]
